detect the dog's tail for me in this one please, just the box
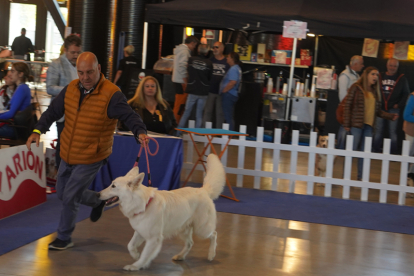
[202,154,226,200]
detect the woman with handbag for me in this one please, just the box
[0,62,32,138]
[343,66,398,180]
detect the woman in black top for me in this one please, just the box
[125,76,177,135]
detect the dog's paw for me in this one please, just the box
[172,254,185,261]
[207,251,216,261]
[123,264,140,271]
[130,251,140,260]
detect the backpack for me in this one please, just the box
[336,85,360,125]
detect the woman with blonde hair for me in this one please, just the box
[343,66,398,180]
[113,45,139,96]
[123,76,176,135]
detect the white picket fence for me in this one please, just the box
[182,120,414,206]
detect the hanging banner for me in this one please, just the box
[407,45,414,60]
[283,21,308,39]
[393,41,409,60]
[0,143,46,219]
[362,38,379,58]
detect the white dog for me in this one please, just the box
[315,135,329,178]
[315,135,337,184]
[99,153,226,271]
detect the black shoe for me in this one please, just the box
[90,200,106,222]
[48,238,74,250]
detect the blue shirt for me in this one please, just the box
[404,94,414,123]
[210,57,230,94]
[219,64,241,97]
[0,83,31,120]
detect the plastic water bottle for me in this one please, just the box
[267,78,273,93]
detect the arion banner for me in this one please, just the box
[0,143,46,219]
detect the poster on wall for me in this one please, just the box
[234,44,252,61]
[393,41,410,60]
[0,143,46,219]
[315,68,333,89]
[362,38,379,58]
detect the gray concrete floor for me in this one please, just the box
[1,87,414,275]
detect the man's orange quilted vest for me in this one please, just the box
[60,74,119,165]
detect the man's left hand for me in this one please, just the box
[138,133,149,145]
[392,114,399,121]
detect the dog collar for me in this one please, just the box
[133,197,153,217]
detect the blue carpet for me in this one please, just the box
[4,184,414,256]
[0,193,92,256]
[213,184,414,235]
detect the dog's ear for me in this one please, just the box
[128,172,145,190]
[126,167,139,178]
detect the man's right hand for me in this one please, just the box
[181,83,187,92]
[26,133,40,151]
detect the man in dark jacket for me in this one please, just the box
[177,44,213,131]
[373,58,410,154]
[26,52,148,251]
[11,28,34,60]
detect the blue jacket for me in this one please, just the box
[0,83,31,120]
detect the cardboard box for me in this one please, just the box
[300,49,311,56]
[256,43,266,56]
[300,56,312,66]
[271,50,292,64]
[251,53,258,62]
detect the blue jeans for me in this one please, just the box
[336,125,349,149]
[55,121,64,169]
[0,124,16,138]
[351,124,373,180]
[221,92,238,131]
[373,108,399,154]
[56,158,106,241]
[178,94,208,130]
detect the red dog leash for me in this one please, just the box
[134,136,159,187]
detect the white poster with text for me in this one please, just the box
[0,143,46,219]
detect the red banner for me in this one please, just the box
[0,143,46,219]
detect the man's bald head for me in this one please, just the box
[213,41,225,57]
[77,52,101,90]
[77,52,99,68]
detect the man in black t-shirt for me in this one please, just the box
[113,45,139,97]
[373,58,410,154]
[203,41,230,128]
[11,28,34,60]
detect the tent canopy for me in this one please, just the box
[146,0,414,40]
